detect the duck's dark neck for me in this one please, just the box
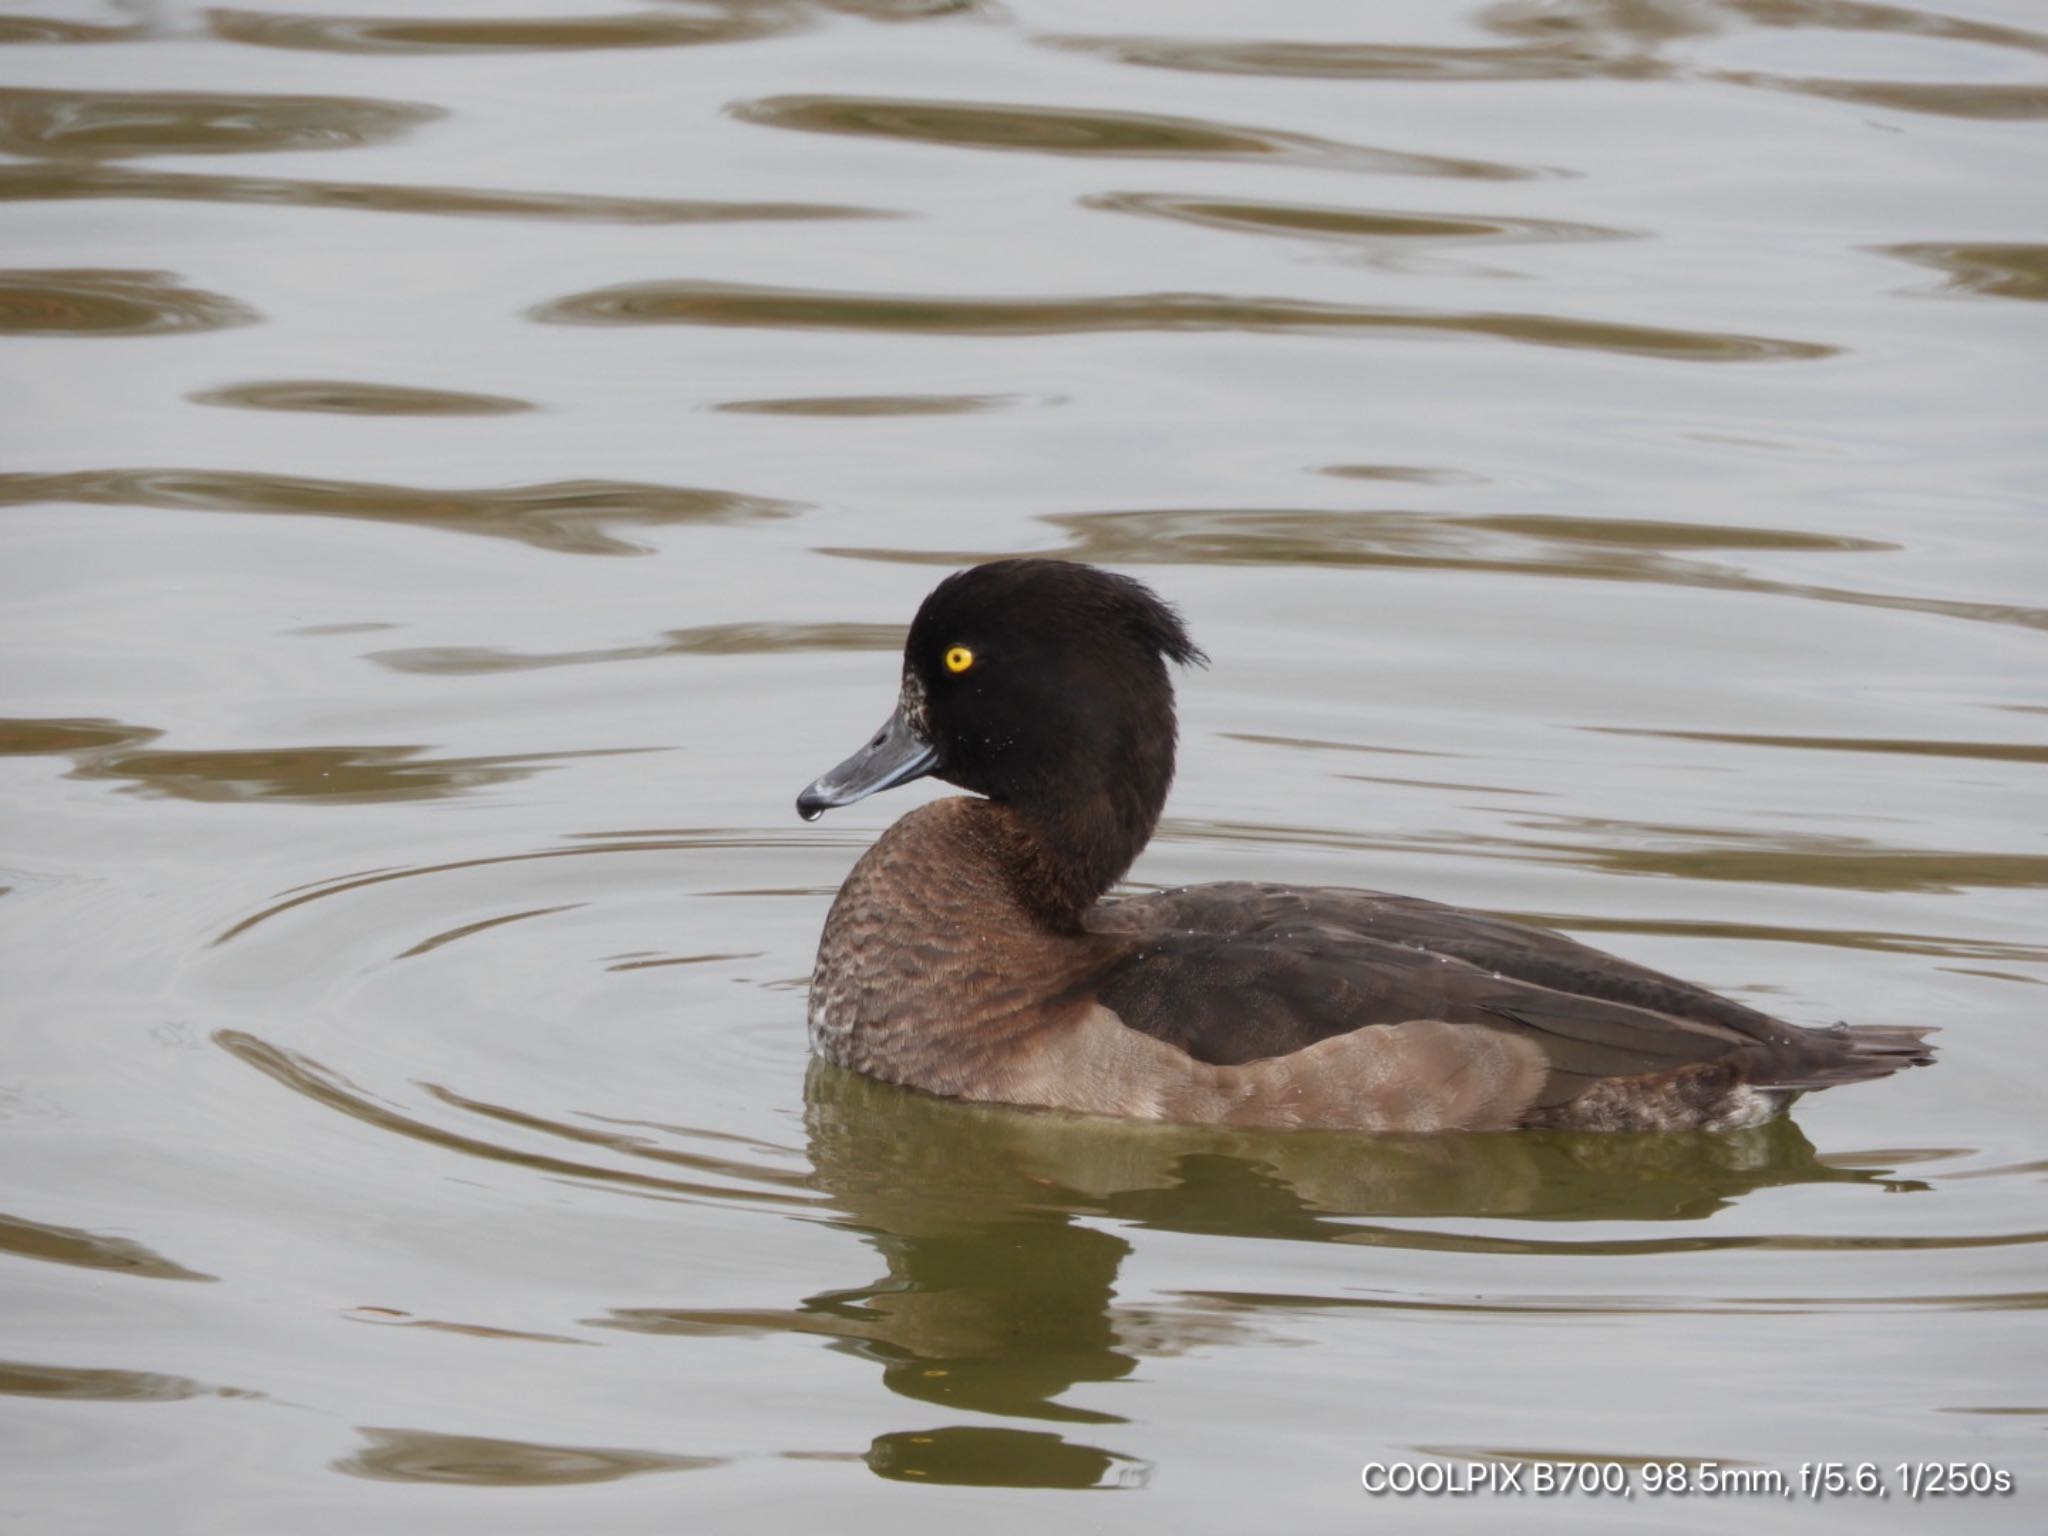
[992,749,1172,932]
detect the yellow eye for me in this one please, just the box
[944,645,975,674]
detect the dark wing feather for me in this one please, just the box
[1094,882,1809,1037]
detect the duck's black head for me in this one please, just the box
[798,559,1206,923]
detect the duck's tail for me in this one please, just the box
[1768,1022,1937,1090]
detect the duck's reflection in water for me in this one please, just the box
[601,1063,1916,1488]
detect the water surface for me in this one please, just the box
[3,0,2044,1529]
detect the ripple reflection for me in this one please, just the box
[0,469,804,555]
[0,14,145,42]
[1165,809,2048,894]
[1478,0,2048,57]
[0,1211,214,1282]
[0,717,651,805]
[1043,32,1668,83]
[534,280,1832,361]
[214,1029,820,1209]
[371,621,901,676]
[0,1362,254,1402]
[1587,726,2048,766]
[1715,73,2048,119]
[713,392,1031,417]
[729,94,1547,179]
[0,162,891,225]
[1088,190,1636,259]
[210,7,792,54]
[1878,242,2048,303]
[1042,8,2048,121]
[819,506,2048,633]
[189,379,534,416]
[0,85,440,158]
[0,269,257,336]
[334,1427,718,1485]
[84,742,648,806]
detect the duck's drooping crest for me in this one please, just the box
[796,558,1933,1133]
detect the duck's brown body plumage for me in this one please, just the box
[799,559,1933,1133]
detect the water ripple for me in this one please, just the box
[0,1211,214,1282]
[371,621,902,676]
[1041,7,2048,122]
[214,1029,821,1209]
[86,742,649,806]
[1586,726,2048,766]
[334,1427,719,1485]
[0,14,144,43]
[713,392,1032,416]
[1877,242,2048,303]
[189,379,535,416]
[1195,1284,2047,1316]
[729,93,1548,179]
[0,469,804,555]
[818,507,2048,633]
[208,828,857,946]
[0,84,440,158]
[0,161,889,224]
[0,1361,255,1402]
[1087,190,1637,256]
[1042,32,1667,83]
[533,280,1833,361]
[1714,72,2048,119]
[209,6,794,55]
[1478,0,2048,58]
[0,269,258,336]
[0,717,653,805]
[1165,812,2048,894]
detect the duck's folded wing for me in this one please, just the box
[1101,881,1801,1041]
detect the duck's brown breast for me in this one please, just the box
[808,798,1112,1094]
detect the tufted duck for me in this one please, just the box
[796,559,1932,1132]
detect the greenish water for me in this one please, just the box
[2,1,2044,1529]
